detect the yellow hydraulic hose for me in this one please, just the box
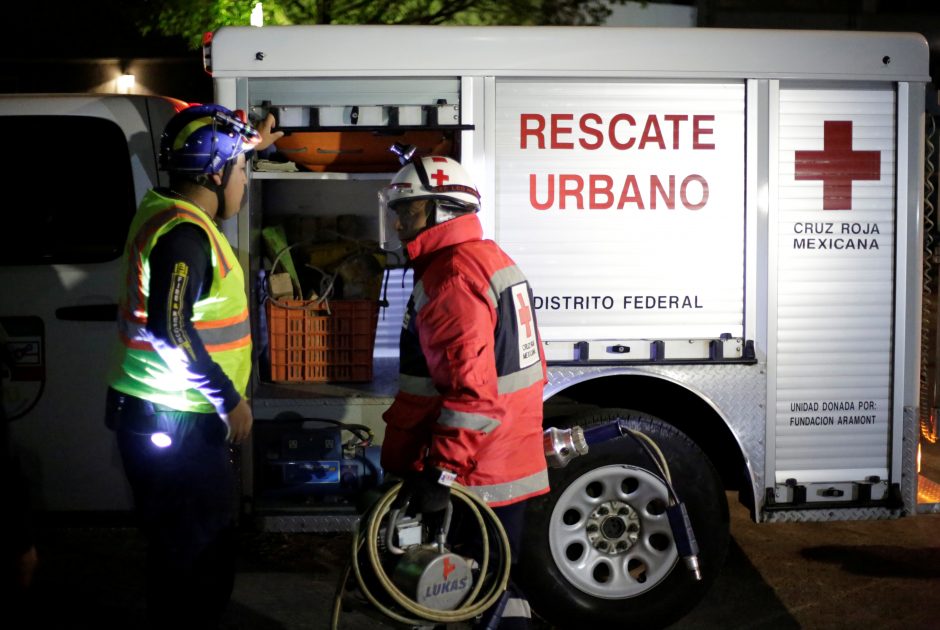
[332,480,511,628]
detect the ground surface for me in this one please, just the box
[10,489,938,629]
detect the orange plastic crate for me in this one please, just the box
[266,299,379,382]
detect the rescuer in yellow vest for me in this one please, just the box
[104,104,281,627]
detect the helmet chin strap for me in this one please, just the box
[426,200,439,228]
[205,161,235,217]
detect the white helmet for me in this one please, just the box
[378,147,483,251]
[383,155,481,217]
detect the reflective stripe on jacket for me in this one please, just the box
[108,189,251,413]
[381,213,549,507]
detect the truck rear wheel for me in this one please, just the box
[519,409,729,628]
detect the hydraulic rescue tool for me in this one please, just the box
[331,417,701,628]
[332,480,511,628]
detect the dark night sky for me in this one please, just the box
[5,1,210,102]
[13,1,940,60]
[5,1,940,102]
[10,1,190,58]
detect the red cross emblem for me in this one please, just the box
[430,169,449,187]
[515,291,533,338]
[794,120,880,211]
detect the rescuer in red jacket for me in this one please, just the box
[380,149,549,628]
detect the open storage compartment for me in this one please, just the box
[246,78,467,395]
[235,76,470,520]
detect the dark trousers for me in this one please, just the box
[106,388,237,628]
[485,503,532,629]
[451,500,532,630]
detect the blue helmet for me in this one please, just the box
[159,104,261,174]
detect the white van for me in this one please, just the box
[0,94,182,512]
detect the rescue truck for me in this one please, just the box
[3,25,940,627]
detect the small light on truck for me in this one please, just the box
[116,74,135,95]
[251,2,264,27]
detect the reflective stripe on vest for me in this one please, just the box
[116,306,250,352]
[487,265,529,310]
[463,469,550,506]
[398,374,439,397]
[398,366,542,399]
[438,408,501,434]
[123,205,234,321]
[502,598,532,620]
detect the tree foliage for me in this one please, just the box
[137,0,637,49]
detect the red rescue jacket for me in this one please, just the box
[381,214,549,507]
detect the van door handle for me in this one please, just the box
[55,304,118,322]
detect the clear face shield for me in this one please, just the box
[378,143,430,252]
[377,187,402,252]
[378,190,432,252]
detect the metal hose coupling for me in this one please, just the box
[543,426,589,468]
[666,502,702,581]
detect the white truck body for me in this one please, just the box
[206,24,936,521]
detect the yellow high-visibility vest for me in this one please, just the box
[108,189,251,413]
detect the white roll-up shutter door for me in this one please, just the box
[772,83,896,484]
